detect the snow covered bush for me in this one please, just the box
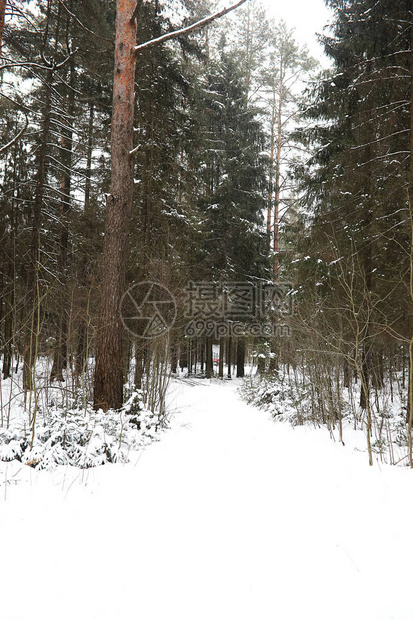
[240,373,311,425]
[241,369,354,428]
[241,369,411,466]
[0,391,162,470]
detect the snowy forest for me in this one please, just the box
[2,2,413,619]
[1,0,413,469]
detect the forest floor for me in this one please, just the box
[1,378,413,620]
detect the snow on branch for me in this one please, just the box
[0,115,27,154]
[134,0,248,52]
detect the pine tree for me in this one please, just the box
[262,20,317,279]
[93,0,137,411]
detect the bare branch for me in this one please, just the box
[54,45,78,69]
[0,115,28,154]
[129,143,141,156]
[135,0,248,52]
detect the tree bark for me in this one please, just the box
[93,0,137,410]
[205,336,213,379]
[267,79,276,242]
[236,337,245,378]
[23,68,52,392]
[273,54,283,282]
[50,52,75,382]
[200,340,204,373]
[188,340,192,376]
[227,336,232,379]
[75,101,94,377]
[407,19,413,464]
[2,136,17,380]
[343,357,350,389]
[180,343,188,371]
[170,340,178,374]
[219,337,224,378]
[134,342,144,388]
[0,0,6,56]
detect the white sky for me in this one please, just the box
[261,0,333,63]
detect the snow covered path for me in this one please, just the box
[1,379,413,620]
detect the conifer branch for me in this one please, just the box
[56,0,113,42]
[135,0,248,52]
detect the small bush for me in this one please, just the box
[0,391,162,470]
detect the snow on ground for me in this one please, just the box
[1,378,413,620]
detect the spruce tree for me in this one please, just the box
[195,50,269,281]
[292,0,413,424]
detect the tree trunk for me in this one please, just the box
[273,55,283,282]
[84,102,94,212]
[267,78,276,246]
[188,340,192,376]
[170,341,178,374]
[134,342,144,388]
[179,342,188,371]
[0,0,6,55]
[2,263,12,379]
[343,357,350,389]
[23,68,52,392]
[200,341,204,373]
[193,339,198,374]
[227,336,232,379]
[3,136,20,380]
[75,102,95,377]
[219,337,224,378]
[93,0,137,410]
[407,19,413,464]
[205,336,213,379]
[359,343,370,410]
[236,337,245,378]
[2,156,15,380]
[50,54,75,382]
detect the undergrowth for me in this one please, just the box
[0,391,162,470]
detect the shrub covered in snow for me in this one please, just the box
[0,391,162,470]
[240,373,309,425]
[241,370,411,466]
